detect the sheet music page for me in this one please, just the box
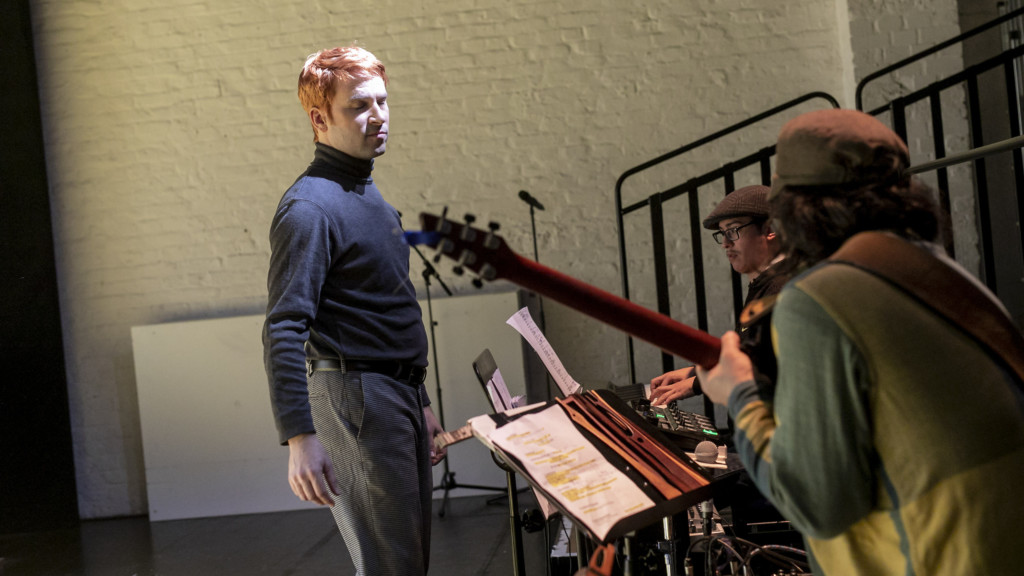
[467,411,557,519]
[486,368,515,412]
[487,404,655,541]
[506,307,582,396]
[467,402,549,449]
[468,414,499,448]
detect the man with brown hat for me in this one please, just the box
[649,184,785,405]
[696,109,1024,575]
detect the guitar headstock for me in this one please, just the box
[407,211,516,285]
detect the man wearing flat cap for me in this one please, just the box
[650,184,785,406]
[697,109,1024,575]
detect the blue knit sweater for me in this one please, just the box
[263,143,428,444]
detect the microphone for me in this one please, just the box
[518,190,545,211]
[694,441,719,464]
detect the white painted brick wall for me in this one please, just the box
[30,0,963,518]
[847,0,977,274]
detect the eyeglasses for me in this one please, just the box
[712,221,758,244]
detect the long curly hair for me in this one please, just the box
[769,177,942,274]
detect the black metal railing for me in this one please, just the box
[856,6,1024,285]
[855,6,1024,111]
[861,42,1024,279]
[614,8,1024,391]
[614,93,840,383]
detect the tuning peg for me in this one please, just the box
[452,266,464,276]
[435,206,452,234]
[484,222,502,250]
[458,250,477,267]
[461,214,478,243]
[432,254,442,264]
[480,263,497,281]
[472,278,484,289]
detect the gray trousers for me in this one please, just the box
[307,367,433,575]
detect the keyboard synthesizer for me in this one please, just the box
[637,400,722,451]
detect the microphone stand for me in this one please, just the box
[412,244,506,518]
[521,193,553,402]
[520,192,559,576]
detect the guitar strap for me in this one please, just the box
[828,232,1024,389]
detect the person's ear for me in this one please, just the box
[309,108,329,134]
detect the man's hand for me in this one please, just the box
[424,406,447,465]
[287,433,339,506]
[650,366,697,405]
[695,331,754,406]
[649,377,698,406]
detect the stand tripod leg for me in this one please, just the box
[701,499,714,576]
[663,515,676,576]
[436,470,454,518]
[434,465,508,517]
[506,469,526,576]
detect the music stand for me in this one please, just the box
[472,348,529,576]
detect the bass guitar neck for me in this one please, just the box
[409,211,721,368]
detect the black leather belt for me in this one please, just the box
[310,358,427,386]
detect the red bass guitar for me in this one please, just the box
[406,212,722,369]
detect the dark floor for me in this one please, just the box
[0,493,560,576]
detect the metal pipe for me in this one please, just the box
[904,135,1024,175]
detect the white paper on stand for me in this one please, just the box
[480,404,656,541]
[468,407,555,518]
[485,368,515,412]
[506,307,582,397]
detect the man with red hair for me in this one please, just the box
[264,46,445,575]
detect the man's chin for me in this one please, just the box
[352,147,385,159]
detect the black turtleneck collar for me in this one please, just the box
[313,142,374,180]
